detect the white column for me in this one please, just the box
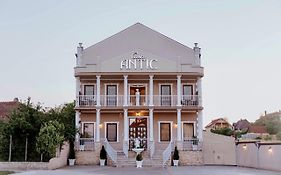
[124,75,128,106]
[75,111,80,141]
[124,109,129,141]
[149,75,154,106]
[177,109,182,141]
[96,109,100,142]
[96,75,101,106]
[177,75,182,106]
[197,78,203,141]
[75,77,80,107]
[149,109,154,141]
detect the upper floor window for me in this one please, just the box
[84,85,95,95]
[183,85,193,96]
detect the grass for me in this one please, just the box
[0,172,13,175]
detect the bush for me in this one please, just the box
[136,153,143,161]
[100,146,107,160]
[68,139,75,159]
[173,146,179,160]
[277,131,281,141]
[264,135,272,141]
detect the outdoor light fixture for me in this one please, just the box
[136,112,140,116]
[174,124,178,128]
[99,124,103,128]
[243,144,247,150]
[268,146,273,153]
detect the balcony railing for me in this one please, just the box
[182,138,202,151]
[76,95,200,107]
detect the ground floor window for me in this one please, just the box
[82,122,95,138]
[159,122,171,142]
[106,122,118,142]
[182,122,195,141]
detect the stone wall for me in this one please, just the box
[0,162,48,170]
[48,142,69,170]
[179,151,203,165]
[75,151,99,165]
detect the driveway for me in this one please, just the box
[12,166,281,175]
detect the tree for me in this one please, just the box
[36,121,65,161]
[276,131,281,141]
[255,114,281,135]
[211,128,234,136]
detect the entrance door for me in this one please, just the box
[160,122,171,142]
[182,123,194,141]
[129,118,147,150]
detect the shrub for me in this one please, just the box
[68,139,75,159]
[136,153,143,161]
[173,146,179,160]
[276,131,281,141]
[100,146,107,160]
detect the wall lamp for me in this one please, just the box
[242,144,247,150]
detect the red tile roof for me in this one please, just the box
[0,101,19,120]
[248,125,268,134]
[205,118,232,129]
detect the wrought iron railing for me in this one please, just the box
[75,138,95,151]
[103,138,117,163]
[162,141,172,167]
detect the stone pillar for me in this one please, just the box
[96,75,101,106]
[177,109,182,142]
[124,75,128,106]
[149,75,154,106]
[96,109,100,142]
[124,109,128,141]
[75,111,80,141]
[149,108,154,141]
[177,75,182,106]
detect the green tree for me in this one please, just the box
[36,120,65,161]
[255,114,281,135]
[211,128,234,136]
[276,131,281,141]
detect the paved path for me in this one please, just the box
[12,166,281,175]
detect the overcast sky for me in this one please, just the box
[0,0,280,125]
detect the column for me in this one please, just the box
[96,109,100,142]
[96,75,101,106]
[177,75,182,106]
[124,109,128,141]
[75,111,80,141]
[149,109,154,141]
[75,77,80,107]
[197,78,203,141]
[124,75,128,106]
[149,75,154,106]
[177,109,182,141]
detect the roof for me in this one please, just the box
[233,119,250,130]
[248,125,268,134]
[0,100,20,120]
[81,23,197,65]
[205,118,231,129]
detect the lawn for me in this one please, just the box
[0,171,14,175]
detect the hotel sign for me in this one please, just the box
[120,52,158,70]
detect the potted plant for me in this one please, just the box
[136,153,143,168]
[192,136,198,151]
[173,146,179,166]
[68,139,76,166]
[100,145,107,166]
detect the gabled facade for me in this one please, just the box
[205,118,233,131]
[74,23,204,166]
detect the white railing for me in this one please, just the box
[129,95,148,106]
[181,95,199,106]
[149,141,155,159]
[123,140,129,158]
[75,138,95,151]
[162,141,172,167]
[182,138,202,151]
[103,139,117,163]
[77,94,200,107]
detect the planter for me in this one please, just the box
[136,160,143,168]
[68,159,75,166]
[79,145,85,151]
[192,144,198,151]
[173,159,179,166]
[100,159,106,166]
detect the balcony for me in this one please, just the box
[76,95,200,108]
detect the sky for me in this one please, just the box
[0,0,281,125]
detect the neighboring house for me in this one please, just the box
[233,119,250,131]
[0,98,20,121]
[74,23,204,166]
[241,125,269,140]
[205,118,233,131]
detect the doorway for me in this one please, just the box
[129,118,147,150]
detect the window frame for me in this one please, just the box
[105,122,119,142]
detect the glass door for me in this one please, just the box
[129,118,147,150]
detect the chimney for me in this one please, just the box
[13,97,19,102]
[264,110,267,115]
[193,42,201,65]
[76,43,83,66]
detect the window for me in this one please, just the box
[183,85,193,96]
[106,85,117,106]
[182,123,194,141]
[160,123,171,141]
[82,122,95,138]
[106,123,118,142]
[84,85,95,95]
[160,85,171,106]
